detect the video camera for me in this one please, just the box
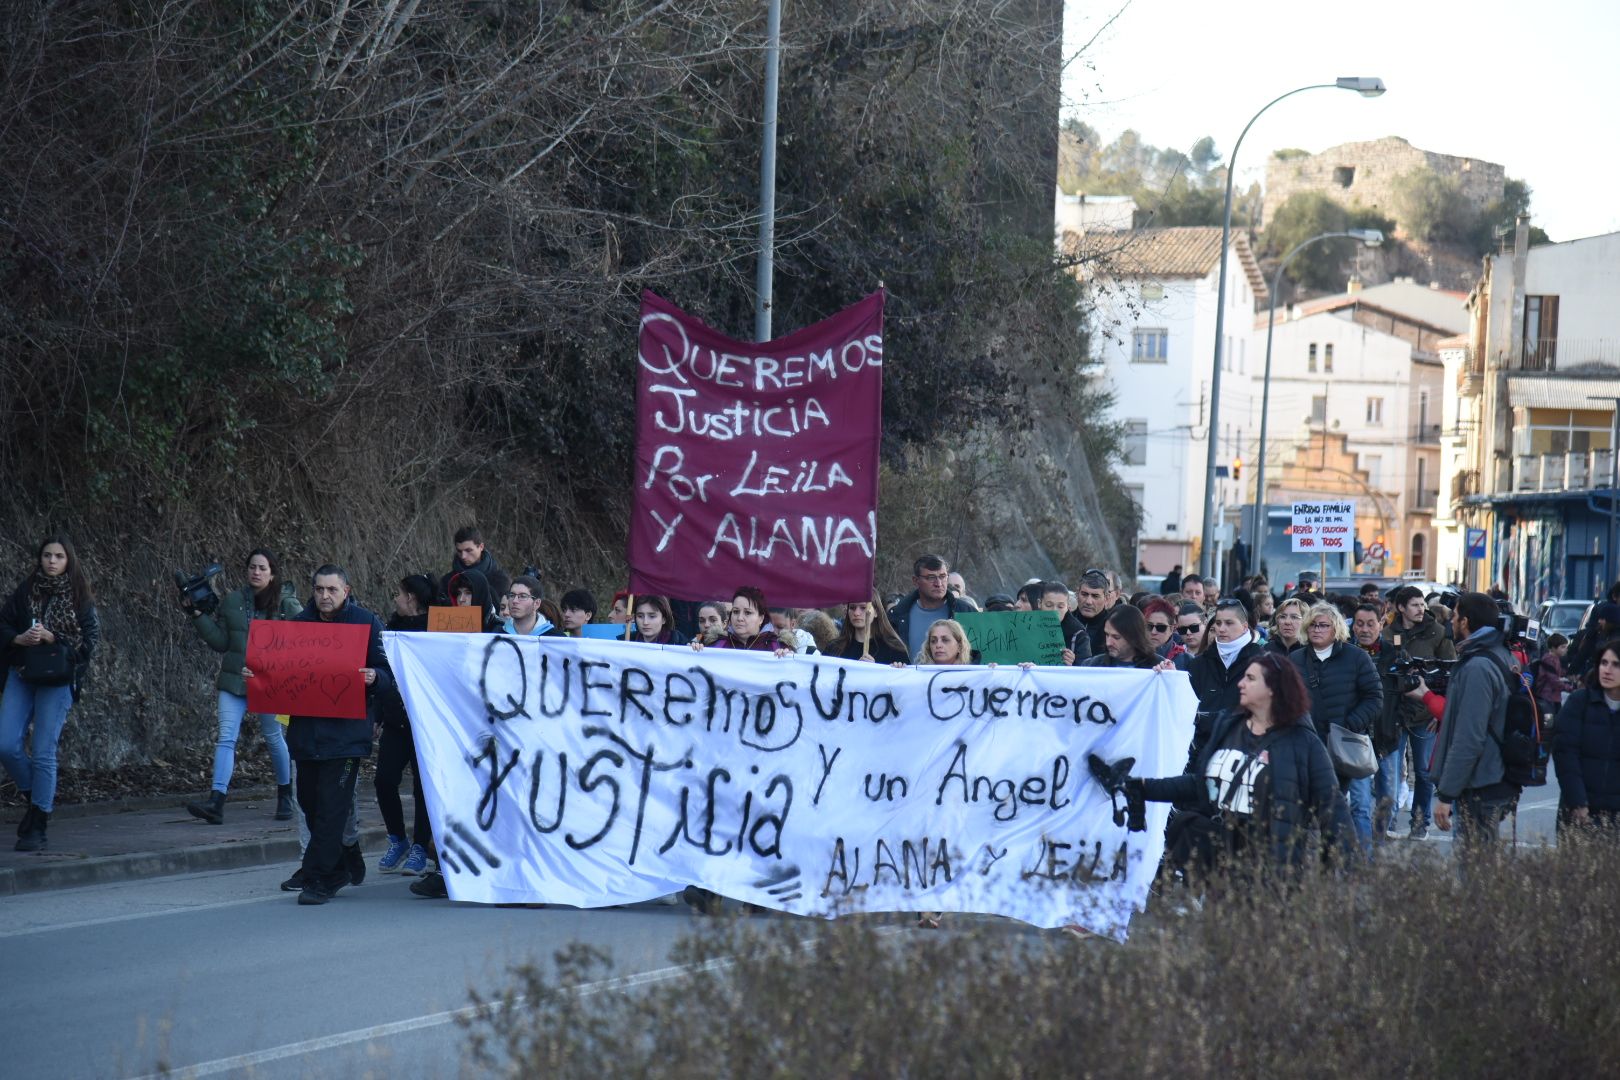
[1495,600,1539,648]
[1387,655,1458,696]
[174,562,224,615]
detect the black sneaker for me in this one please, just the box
[409,871,448,898]
[280,867,308,892]
[297,883,332,906]
[343,843,366,886]
[1408,821,1430,841]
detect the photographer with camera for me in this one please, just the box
[180,550,302,825]
[1375,586,1457,839]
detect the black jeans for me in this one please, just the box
[375,724,432,847]
[297,757,361,888]
[1454,784,1516,873]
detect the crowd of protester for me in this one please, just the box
[5,526,1620,920]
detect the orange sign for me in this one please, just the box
[427,605,482,633]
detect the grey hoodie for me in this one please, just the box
[1431,626,1515,801]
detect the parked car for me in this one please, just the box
[1537,598,1593,639]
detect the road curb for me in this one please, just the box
[0,823,392,897]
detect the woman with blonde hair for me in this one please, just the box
[1289,601,1383,847]
[1268,597,1309,655]
[913,619,973,666]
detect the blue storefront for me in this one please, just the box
[1473,490,1617,607]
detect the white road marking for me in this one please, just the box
[0,893,284,940]
[123,954,738,1080]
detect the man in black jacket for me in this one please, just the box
[1073,568,1121,658]
[887,555,974,661]
[256,565,392,906]
[442,526,509,604]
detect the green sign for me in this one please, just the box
[954,610,1067,666]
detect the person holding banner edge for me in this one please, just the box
[1090,651,1354,883]
[690,586,790,656]
[180,548,302,826]
[245,565,391,906]
[831,592,908,664]
[375,574,437,876]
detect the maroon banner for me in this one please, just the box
[628,290,884,608]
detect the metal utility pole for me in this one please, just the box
[1197,76,1385,579]
[1592,396,1620,592]
[754,0,783,344]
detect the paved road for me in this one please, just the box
[0,867,714,1079]
[0,774,1565,1080]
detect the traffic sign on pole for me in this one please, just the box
[1465,528,1487,559]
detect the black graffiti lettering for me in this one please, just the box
[806,664,898,724]
[1023,836,1131,883]
[976,843,1008,875]
[618,667,656,722]
[564,746,623,850]
[872,838,901,887]
[581,725,685,865]
[821,836,862,897]
[526,748,568,833]
[480,637,529,722]
[935,743,1072,822]
[1050,754,1072,810]
[577,660,614,718]
[663,670,700,726]
[471,738,521,832]
[535,652,574,718]
[1086,699,1117,726]
[658,766,734,857]
[747,774,791,859]
[863,771,909,802]
[813,743,841,806]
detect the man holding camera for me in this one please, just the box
[1378,586,1457,839]
[1430,591,1517,863]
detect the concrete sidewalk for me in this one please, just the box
[0,788,403,896]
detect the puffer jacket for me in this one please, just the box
[1141,708,1356,867]
[1291,641,1383,741]
[1552,689,1620,813]
[285,598,392,761]
[1185,638,1265,760]
[191,583,303,697]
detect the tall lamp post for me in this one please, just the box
[1252,228,1384,573]
[1197,76,1386,579]
[1590,395,1620,592]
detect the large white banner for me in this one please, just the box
[385,633,1196,937]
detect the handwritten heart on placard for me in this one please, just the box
[320,673,354,705]
[246,620,371,719]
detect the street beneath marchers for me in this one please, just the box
[0,782,1561,1079]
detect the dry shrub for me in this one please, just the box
[460,840,1620,1077]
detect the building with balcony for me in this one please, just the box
[1247,279,1463,578]
[1441,220,1620,604]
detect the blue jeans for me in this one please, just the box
[1375,726,1435,830]
[211,691,291,793]
[0,669,76,813]
[1341,774,1373,846]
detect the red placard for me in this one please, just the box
[627,290,884,608]
[245,620,370,720]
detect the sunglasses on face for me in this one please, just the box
[1178,622,1203,633]
[1147,621,1172,632]
[1309,622,1335,631]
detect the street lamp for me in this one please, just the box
[1197,75,1386,579]
[1252,228,1385,572]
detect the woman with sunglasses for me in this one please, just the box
[1175,603,1209,657]
[1185,598,1265,760]
[1141,597,1190,669]
[1094,652,1354,881]
[1268,597,1308,655]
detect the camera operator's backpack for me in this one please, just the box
[1472,651,1548,788]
